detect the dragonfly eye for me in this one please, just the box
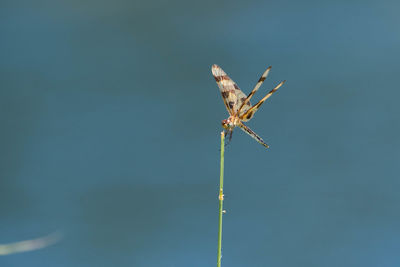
[221,119,229,129]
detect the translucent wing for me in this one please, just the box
[240,80,286,122]
[236,66,271,116]
[239,122,269,148]
[212,64,251,116]
[0,232,62,255]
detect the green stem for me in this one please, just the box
[217,131,225,267]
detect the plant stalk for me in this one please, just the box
[217,131,225,267]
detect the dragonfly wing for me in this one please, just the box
[236,66,271,116]
[212,64,251,116]
[239,122,269,148]
[240,80,285,122]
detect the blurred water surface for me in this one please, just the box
[1,0,400,266]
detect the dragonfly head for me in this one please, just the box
[222,115,240,129]
[221,118,234,130]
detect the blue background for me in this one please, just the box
[1,0,400,266]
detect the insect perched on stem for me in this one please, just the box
[212,64,285,148]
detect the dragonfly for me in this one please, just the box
[212,64,285,148]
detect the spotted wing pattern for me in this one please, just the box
[236,66,271,117]
[240,80,286,122]
[239,122,269,148]
[212,64,251,116]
